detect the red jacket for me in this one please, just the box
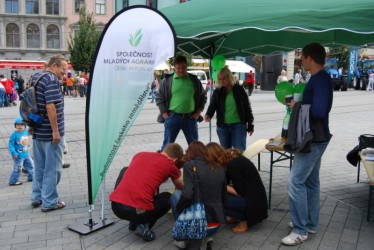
[0,78,14,94]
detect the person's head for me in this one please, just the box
[163,143,184,167]
[47,54,69,79]
[233,74,239,82]
[206,142,230,169]
[281,70,286,76]
[0,74,4,79]
[218,66,235,88]
[184,141,215,169]
[225,148,242,160]
[301,43,326,69]
[14,117,26,132]
[250,70,253,73]
[173,55,188,77]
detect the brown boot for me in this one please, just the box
[232,221,248,233]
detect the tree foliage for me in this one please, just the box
[68,6,101,73]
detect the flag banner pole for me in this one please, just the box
[68,5,176,235]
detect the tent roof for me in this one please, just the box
[161,0,374,56]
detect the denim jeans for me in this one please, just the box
[150,89,156,103]
[223,194,246,221]
[216,122,247,152]
[161,113,198,151]
[9,155,34,184]
[288,142,329,235]
[31,137,63,209]
[0,88,5,107]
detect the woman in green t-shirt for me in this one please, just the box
[204,66,254,152]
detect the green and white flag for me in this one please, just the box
[86,6,175,204]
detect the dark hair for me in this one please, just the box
[184,141,215,169]
[164,143,184,160]
[226,148,242,160]
[206,142,230,169]
[302,43,326,66]
[173,54,187,65]
[0,74,4,78]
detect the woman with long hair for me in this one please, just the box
[206,142,268,233]
[171,141,226,250]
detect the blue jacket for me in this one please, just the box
[302,70,333,142]
[8,129,30,158]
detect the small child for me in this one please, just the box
[8,117,34,185]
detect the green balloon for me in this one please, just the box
[275,81,294,105]
[211,55,226,69]
[212,69,219,81]
[294,82,306,94]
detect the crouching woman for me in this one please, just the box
[171,141,226,249]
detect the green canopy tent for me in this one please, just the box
[161,0,374,57]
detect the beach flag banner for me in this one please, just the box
[69,6,175,235]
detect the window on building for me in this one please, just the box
[129,0,145,6]
[6,23,20,47]
[26,24,40,48]
[26,0,39,14]
[5,0,19,13]
[147,0,157,9]
[75,0,85,13]
[47,24,60,48]
[96,0,105,15]
[46,0,59,15]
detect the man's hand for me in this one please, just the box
[192,110,202,120]
[13,155,18,159]
[248,130,254,136]
[162,112,169,119]
[52,131,61,145]
[204,115,211,122]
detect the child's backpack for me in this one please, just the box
[19,72,49,127]
[9,89,18,101]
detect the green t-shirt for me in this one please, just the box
[224,90,241,123]
[169,74,195,114]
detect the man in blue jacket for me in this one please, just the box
[282,43,333,246]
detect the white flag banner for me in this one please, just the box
[86,6,175,204]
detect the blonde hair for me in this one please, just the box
[218,66,235,86]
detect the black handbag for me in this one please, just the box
[358,134,374,150]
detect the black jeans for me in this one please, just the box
[111,192,171,229]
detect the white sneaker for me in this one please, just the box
[173,240,186,249]
[288,221,317,234]
[281,232,308,246]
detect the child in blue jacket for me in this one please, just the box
[8,117,34,185]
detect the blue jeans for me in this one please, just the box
[288,142,329,235]
[31,137,63,209]
[0,88,5,107]
[216,122,247,152]
[224,194,246,221]
[9,155,34,184]
[161,113,198,151]
[151,89,156,103]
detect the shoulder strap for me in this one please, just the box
[33,72,50,88]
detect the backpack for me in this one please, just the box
[19,73,49,127]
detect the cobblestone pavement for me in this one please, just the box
[0,88,374,250]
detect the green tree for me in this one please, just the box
[68,6,101,73]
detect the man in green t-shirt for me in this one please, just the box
[156,55,207,151]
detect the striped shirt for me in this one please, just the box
[33,71,64,141]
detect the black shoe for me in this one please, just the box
[206,238,213,250]
[62,163,71,168]
[31,200,42,208]
[128,221,137,231]
[135,224,155,242]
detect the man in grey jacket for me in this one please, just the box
[156,55,207,151]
